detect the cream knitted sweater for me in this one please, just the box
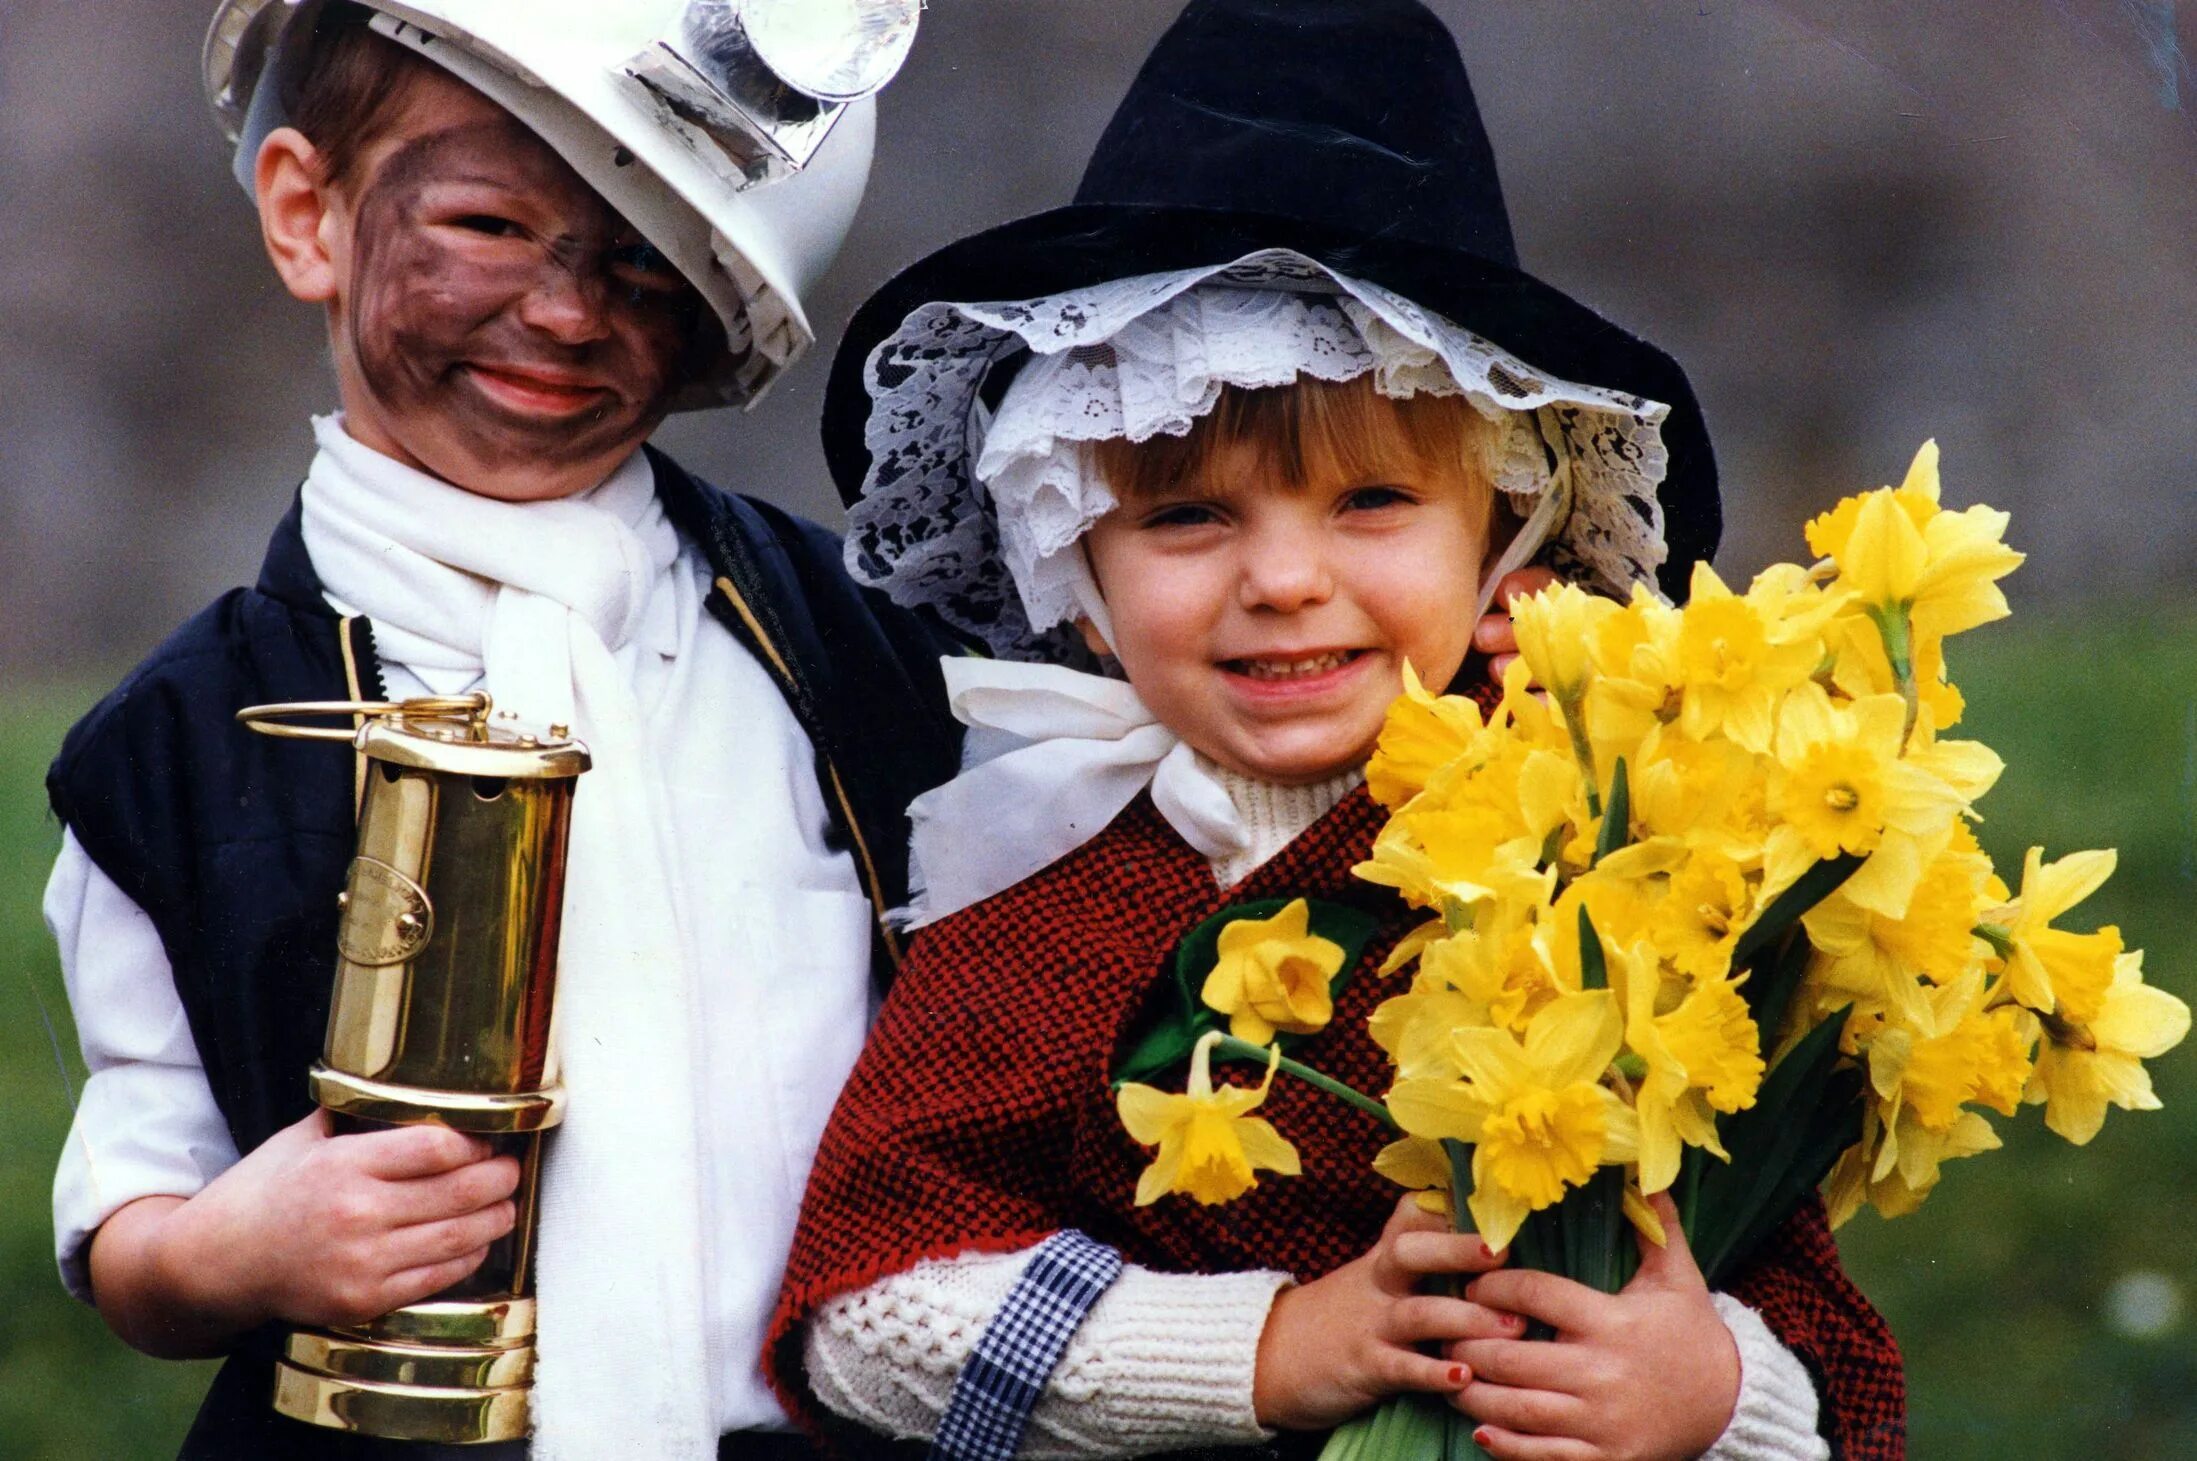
[803,768,1829,1459]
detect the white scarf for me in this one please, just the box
[300,417,718,1461]
[905,656,1252,926]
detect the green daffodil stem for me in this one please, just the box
[1212,1036,1399,1130]
[1870,602,1919,742]
[1562,697,1604,819]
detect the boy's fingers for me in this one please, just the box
[382,1247,497,1313]
[1465,1270,1610,1337]
[351,1124,497,1180]
[1459,1423,1596,1461]
[397,1201,518,1270]
[1390,1227,1506,1277]
[1473,613,1516,654]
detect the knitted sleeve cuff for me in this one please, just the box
[802,1247,1290,1459]
[1702,1292,1832,1461]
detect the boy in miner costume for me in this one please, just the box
[42,2,961,1457]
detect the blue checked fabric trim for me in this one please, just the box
[928,1230,1127,1461]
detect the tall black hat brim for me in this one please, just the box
[822,202,1720,600]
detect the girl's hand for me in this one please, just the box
[1448,1196,1740,1461]
[90,1109,520,1357]
[1253,1195,1519,1431]
[1473,567,1560,687]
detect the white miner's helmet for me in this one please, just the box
[203,0,922,407]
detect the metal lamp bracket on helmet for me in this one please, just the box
[624,0,921,184]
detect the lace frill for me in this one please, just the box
[845,249,1675,661]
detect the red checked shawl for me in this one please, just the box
[770,788,1905,1459]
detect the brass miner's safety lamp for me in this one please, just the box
[239,693,589,1444]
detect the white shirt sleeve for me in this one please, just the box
[47,830,239,1303]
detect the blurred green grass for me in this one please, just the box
[4,607,2194,1458]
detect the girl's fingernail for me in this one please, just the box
[1449,1363,1467,1385]
[1474,1427,1494,1447]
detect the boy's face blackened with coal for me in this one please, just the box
[316,71,718,500]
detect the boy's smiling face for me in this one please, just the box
[1081,429,1491,787]
[260,67,720,501]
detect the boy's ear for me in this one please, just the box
[256,128,341,305]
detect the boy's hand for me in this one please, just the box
[92,1109,519,1356]
[1448,1197,1740,1461]
[1252,1196,1518,1432]
[1473,567,1560,688]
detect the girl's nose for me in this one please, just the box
[1237,525,1335,612]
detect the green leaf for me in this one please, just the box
[1687,1008,1861,1283]
[1443,1137,1477,1235]
[1577,905,1608,991]
[1737,924,1815,1046]
[1729,853,1865,968]
[1318,1394,1485,1461]
[1593,757,1631,864]
[1110,1017,1209,1089]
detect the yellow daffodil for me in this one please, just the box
[1649,848,1758,981]
[1842,970,2031,1219]
[2026,949,2190,1144]
[1671,562,1834,754]
[1385,990,1637,1249]
[1199,898,1346,1043]
[1986,847,2122,1023]
[1628,724,1761,854]
[1581,587,1683,758]
[1117,1033,1301,1206]
[1367,662,1488,810]
[1828,614,1965,729]
[1806,441,2025,642]
[1371,1135,1459,1216]
[1510,582,1618,707]
[1617,939,1763,1192]
[1763,683,1973,918]
[1800,823,1996,1028]
[1354,802,1551,916]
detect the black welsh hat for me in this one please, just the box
[828,0,1719,656]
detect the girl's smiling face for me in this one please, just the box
[261,67,720,501]
[1081,380,1496,785]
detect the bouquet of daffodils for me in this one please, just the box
[1112,444,2189,1460]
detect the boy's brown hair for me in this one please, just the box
[1090,373,1503,524]
[282,1,440,191]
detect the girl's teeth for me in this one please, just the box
[1238,651,1352,680]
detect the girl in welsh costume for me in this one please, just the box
[769,3,1904,1458]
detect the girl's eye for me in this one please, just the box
[1342,485,1415,512]
[452,214,523,238]
[1141,501,1225,529]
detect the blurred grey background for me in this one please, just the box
[2,0,2192,685]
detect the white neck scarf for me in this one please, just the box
[300,416,718,1461]
[904,656,1253,926]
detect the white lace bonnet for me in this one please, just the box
[843,248,1676,663]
